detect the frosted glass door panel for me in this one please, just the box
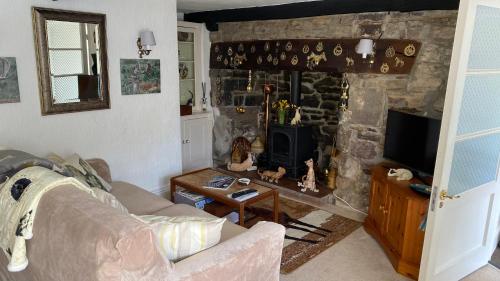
[468,5,500,69]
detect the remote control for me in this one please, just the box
[231,189,257,199]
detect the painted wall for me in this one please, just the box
[0,0,181,193]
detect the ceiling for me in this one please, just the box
[177,0,319,13]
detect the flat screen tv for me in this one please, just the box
[383,110,441,175]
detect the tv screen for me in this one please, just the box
[383,110,441,175]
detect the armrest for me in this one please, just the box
[173,221,285,281]
[86,158,112,183]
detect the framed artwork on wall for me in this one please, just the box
[120,59,161,95]
[0,57,21,104]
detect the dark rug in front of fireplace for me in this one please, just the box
[245,196,361,274]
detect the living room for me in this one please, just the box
[1,0,500,280]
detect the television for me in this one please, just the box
[383,110,441,175]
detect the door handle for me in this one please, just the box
[185,139,191,144]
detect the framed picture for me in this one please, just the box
[0,57,20,104]
[120,59,161,95]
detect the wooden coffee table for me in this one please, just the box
[170,168,279,226]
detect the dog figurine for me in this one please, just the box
[258,167,286,183]
[227,152,254,172]
[291,107,301,126]
[298,159,319,192]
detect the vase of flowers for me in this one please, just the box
[272,99,291,125]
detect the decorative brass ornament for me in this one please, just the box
[257,56,263,64]
[280,52,287,61]
[385,46,395,58]
[340,73,350,112]
[224,58,229,66]
[302,44,310,54]
[307,51,327,70]
[333,44,343,56]
[216,55,223,62]
[246,70,252,93]
[267,54,273,63]
[380,63,390,73]
[236,106,246,113]
[395,57,405,68]
[227,46,233,56]
[264,42,270,52]
[291,55,299,65]
[286,41,293,51]
[346,57,354,67]
[238,43,245,52]
[234,53,247,66]
[250,45,256,53]
[214,45,220,53]
[273,57,279,66]
[316,41,324,52]
[275,42,280,48]
[404,44,416,56]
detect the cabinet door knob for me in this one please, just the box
[186,139,191,143]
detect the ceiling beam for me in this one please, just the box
[184,0,459,31]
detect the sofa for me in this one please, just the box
[0,159,285,281]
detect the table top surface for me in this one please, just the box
[172,168,274,204]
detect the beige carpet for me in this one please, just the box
[280,228,500,281]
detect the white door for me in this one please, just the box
[420,1,500,280]
[181,117,212,172]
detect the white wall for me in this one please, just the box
[0,0,182,193]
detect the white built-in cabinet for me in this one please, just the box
[181,113,213,172]
[178,21,212,172]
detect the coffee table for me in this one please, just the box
[170,168,279,226]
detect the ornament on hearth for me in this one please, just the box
[298,159,319,193]
[291,106,302,126]
[228,152,255,172]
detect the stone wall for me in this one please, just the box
[210,10,457,211]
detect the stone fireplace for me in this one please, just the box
[210,10,458,212]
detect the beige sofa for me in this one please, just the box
[0,159,285,281]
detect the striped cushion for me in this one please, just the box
[135,215,226,261]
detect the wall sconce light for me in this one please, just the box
[355,38,374,59]
[137,30,156,58]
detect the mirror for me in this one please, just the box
[33,7,110,115]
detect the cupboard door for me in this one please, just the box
[182,117,210,172]
[384,188,408,253]
[370,179,388,231]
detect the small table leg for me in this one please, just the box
[239,204,245,226]
[170,179,177,203]
[273,190,280,223]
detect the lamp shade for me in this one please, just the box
[355,38,374,59]
[140,30,156,50]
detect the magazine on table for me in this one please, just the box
[204,175,236,190]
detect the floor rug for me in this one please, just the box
[245,197,362,274]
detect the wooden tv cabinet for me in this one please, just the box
[364,164,430,280]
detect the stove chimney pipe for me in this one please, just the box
[290,71,302,107]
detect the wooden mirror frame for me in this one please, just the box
[32,7,110,115]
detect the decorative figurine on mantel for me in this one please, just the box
[258,167,286,184]
[298,158,319,193]
[291,106,302,126]
[228,152,255,172]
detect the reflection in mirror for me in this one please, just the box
[47,20,101,104]
[33,7,109,115]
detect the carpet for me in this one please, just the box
[246,197,362,274]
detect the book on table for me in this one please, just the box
[174,188,214,209]
[204,175,236,190]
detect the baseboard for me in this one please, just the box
[150,185,170,198]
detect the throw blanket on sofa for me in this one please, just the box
[0,167,93,272]
[0,150,70,184]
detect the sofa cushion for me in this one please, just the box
[134,215,225,262]
[111,181,173,215]
[151,204,247,243]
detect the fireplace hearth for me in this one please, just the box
[268,124,314,179]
